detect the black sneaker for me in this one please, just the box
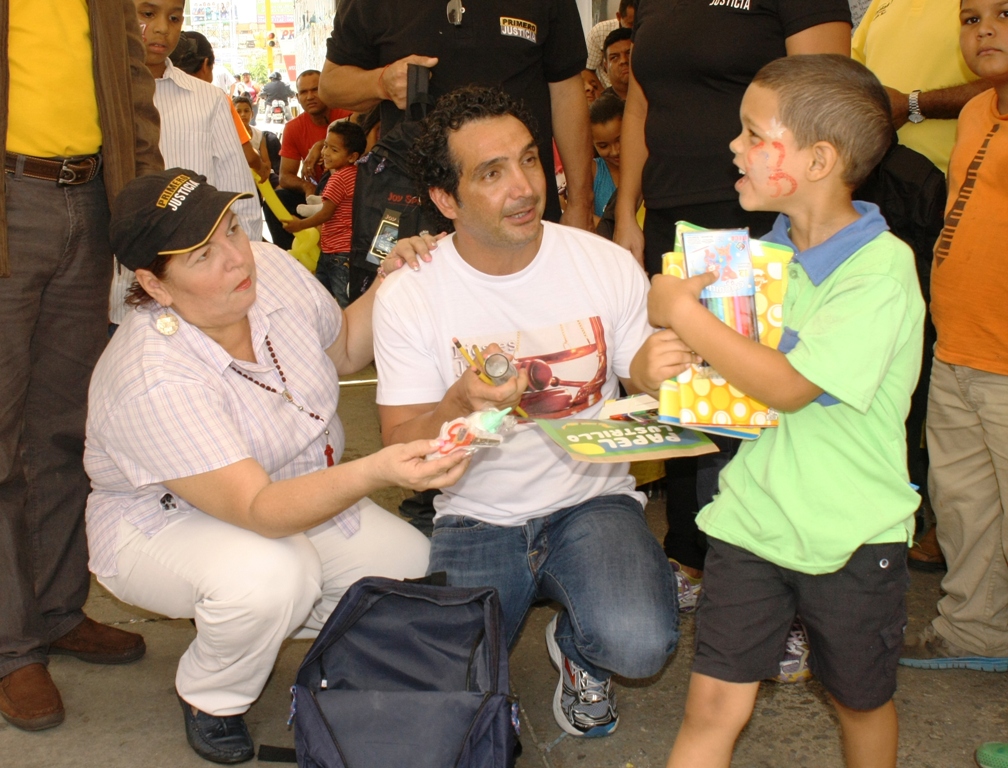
[178,693,255,764]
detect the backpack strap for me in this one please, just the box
[405,63,435,123]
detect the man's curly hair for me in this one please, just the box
[410,85,539,202]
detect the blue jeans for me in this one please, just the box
[428,494,679,681]
[315,251,351,308]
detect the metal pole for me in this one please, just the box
[265,0,274,72]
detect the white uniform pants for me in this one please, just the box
[98,499,430,715]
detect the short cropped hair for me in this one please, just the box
[603,27,632,57]
[411,85,538,200]
[590,93,625,125]
[750,55,892,189]
[328,120,367,157]
[232,95,253,110]
[297,69,321,80]
[618,0,636,18]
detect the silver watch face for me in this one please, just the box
[908,91,924,124]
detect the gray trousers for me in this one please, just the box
[0,168,112,677]
[928,358,1008,657]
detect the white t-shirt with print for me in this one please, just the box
[374,222,651,527]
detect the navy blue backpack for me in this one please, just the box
[291,577,519,768]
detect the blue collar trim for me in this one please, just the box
[763,201,889,286]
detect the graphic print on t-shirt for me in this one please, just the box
[934,123,1001,269]
[708,0,751,10]
[499,17,537,43]
[455,317,608,419]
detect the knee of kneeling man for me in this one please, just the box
[589,618,679,679]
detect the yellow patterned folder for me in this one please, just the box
[659,222,793,428]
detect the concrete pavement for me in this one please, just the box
[1,375,1003,767]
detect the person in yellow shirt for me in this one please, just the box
[853,0,990,175]
[0,0,162,732]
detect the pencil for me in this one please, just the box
[453,338,493,384]
[722,295,735,332]
[736,295,750,339]
[452,338,529,418]
[712,296,725,324]
[473,344,487,370]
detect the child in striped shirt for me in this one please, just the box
[285,121,366,307]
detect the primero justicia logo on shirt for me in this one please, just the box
[500,17,537,43]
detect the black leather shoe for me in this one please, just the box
[178,693,255,764]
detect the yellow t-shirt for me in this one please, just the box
[853,0,977,175]
[7,0,102,157]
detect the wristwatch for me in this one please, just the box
[908,90,925,124]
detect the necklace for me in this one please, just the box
[229,335,334,467]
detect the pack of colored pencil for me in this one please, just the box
[656,223,793,429]
[681,228,759,347]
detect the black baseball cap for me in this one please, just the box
[109,168,253,272]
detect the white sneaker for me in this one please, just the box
[544,614,619,737]
[670,559,702,614]
[774,619,813,683]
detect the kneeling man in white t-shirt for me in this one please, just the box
[373,85,689,739]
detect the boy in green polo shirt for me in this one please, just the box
[641,55,924,768]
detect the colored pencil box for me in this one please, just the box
[658,221,793,428]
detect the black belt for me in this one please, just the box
[4,152,101,185]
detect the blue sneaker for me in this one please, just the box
[899,626,1008,672]
[545,615,618,738]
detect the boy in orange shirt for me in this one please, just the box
[899,0,1008,674]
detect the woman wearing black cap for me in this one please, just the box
[83,169,468,764]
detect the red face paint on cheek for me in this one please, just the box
[768,171,798,197]
[767,141,797,197]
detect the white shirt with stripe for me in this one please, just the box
[109,59,262,323]
[86,243,359,578]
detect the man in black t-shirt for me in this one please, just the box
[319,0,594,230]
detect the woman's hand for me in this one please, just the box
[374,439,471,490]
[381,231,447,276]
[303,140,324,177]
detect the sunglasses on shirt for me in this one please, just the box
[447,0,465,25]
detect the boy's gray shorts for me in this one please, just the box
[694,537,909,711]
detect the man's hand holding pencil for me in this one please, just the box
[451,339,530,419]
